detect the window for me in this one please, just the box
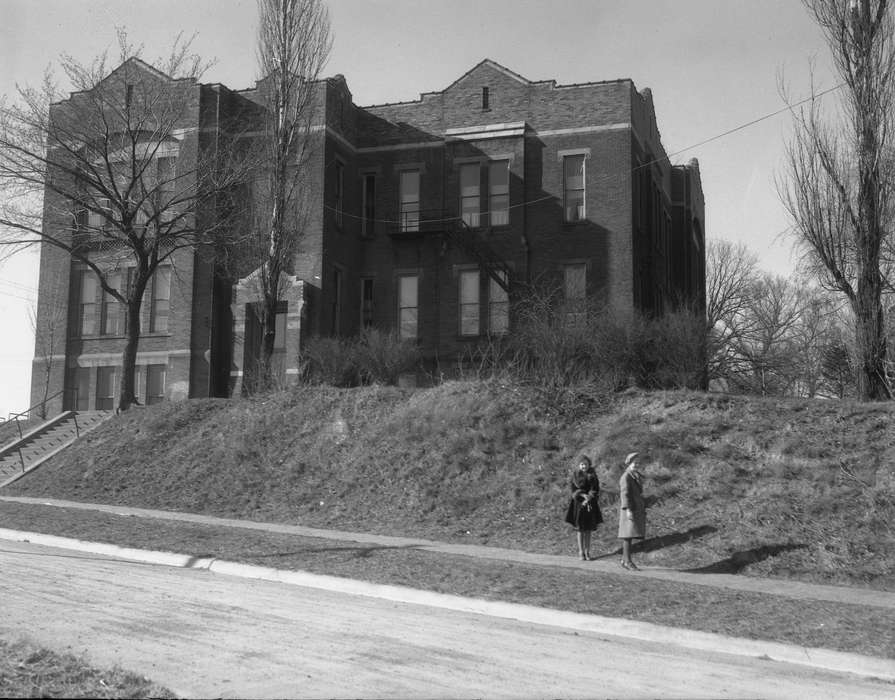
[78,269,98,336]
[156,157,176,223]
[87,197,111,232]
[399,170,420,233]
[100,272,122,336]
[482,86,490,110]
[489,273,509,335]
[95,366,117,411]
[362,174,376,237]
[459,163,480,228]
[564,263,587,327]
[73,367,90,411]
[149,267,171,333]
[145,365,166,405]
[489,160,509,227]
[361,278,374,329]
[398,275,418,340]
[335,161,344,229]
[274,310,287,351]
[331,267,343,335]
[459,270,480,336]
[125,84,134,109]
[563,154,586,222]
[564,263,587,300]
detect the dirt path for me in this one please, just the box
[0,539,890,699]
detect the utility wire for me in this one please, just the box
[323,84,845,226]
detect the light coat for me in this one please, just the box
[617,466,646,539]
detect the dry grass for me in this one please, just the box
[0,637,174,698]
[5,381,895,590]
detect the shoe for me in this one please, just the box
[620,560,629,569]
[583,552,590,561]
[580,554,586,560]
[627,561,640,571]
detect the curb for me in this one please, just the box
[2,527,893,682]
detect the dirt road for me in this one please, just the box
[0,540,890,699]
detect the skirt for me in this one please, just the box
[565,496,603,531]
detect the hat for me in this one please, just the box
[624,452,639,466]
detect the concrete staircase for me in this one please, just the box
[0,411,111,487]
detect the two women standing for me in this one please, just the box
[565,451,647,569]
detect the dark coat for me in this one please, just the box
[564,468,603,531]
[617,467,646,539]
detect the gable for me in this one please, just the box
[442,60,532,119]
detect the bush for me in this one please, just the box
[301,330,420,387]
[301,337,359,387]
[493,286,707,393]
[354,329,420,385]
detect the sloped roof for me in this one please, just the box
[442,59,532,92]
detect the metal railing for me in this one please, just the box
[5,390,69,472]
[387,209,512,293]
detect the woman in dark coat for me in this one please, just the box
[618,451,646,570]
[564,455,603,560]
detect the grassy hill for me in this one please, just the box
[6,380,894,590]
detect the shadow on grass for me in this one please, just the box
[684,543,808,575]
[592,524,717,559]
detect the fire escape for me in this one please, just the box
[388,209,512,293]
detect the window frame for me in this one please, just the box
[488,272,509,336]
[488,159,510,227]
[95,366,117,411]
[397,274,419,340]
[399,170,421,233]
[458,269,481,337]
[361,277,375,330]
[562,153,587,223]
[361,173,376,237]
[100,272,123,336]
[145,364,166,405]
[459,163,481,229]
[78,268,98,337]
[148,266,171,334]
[334,160,344,229]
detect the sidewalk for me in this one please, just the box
[1,494,894,683]
[2,494,894,611]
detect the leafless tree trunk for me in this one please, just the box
[0,33,246,412]
[248,0,332,392]
[779,0,895,400]
[29,277,67,418]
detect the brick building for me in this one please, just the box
[30,58,705,412]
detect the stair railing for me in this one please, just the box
[6,390,66,440]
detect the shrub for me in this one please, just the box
[491,284,707,393]
[300,330,420,387]
[301,337,359,387]
[354,329,420,385]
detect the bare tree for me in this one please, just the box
[779,0,895,400]
[705,239,760,385]
[720,274,806,396]
[246,0,332,391]
[28,275,67,418]
[0,33,244,412]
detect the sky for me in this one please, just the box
[0,0,835,416]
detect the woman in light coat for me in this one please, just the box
[618,451,646,570]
